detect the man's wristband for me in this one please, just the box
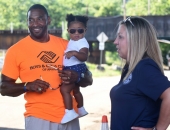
[24,82,28,92]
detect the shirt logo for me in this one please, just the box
[37,51,59,63]
[123,73,132,84]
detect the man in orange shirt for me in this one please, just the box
[0,4,92,130]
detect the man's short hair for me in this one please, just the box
[27,4,48,17]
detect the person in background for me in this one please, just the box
[110,16,170,130]
[60,14,89,124]
[0,4,92,130]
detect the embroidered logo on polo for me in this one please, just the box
[123,73,132,84]
[37,51,59,63]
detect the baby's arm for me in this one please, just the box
[64,47,88,62]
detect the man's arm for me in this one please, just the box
[0,74,25,96]
[0,74,50,97]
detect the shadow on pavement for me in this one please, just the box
[0,128,24,130]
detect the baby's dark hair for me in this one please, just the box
[66,14,88,28]
[27,4,48,17]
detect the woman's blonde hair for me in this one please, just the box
[119,16,164,79]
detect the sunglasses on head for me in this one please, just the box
[123,16,135,27]
[68,29,85,34]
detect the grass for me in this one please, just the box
[86,51,122,77]
[86,62,121,77]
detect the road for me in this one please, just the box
[1,71,170,130]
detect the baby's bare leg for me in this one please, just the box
[60,83,75,110]
[73,85,83,108]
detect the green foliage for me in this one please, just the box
[94,0,122,17]
[105,51,121,66]
[0,0,122,30]
[1,0,170,30]
[0,0,31,29]
[105,42,116,52]
[126,0,148,16]
[104,42,121,65]
[126,0,170,16]
[159,42,170,65]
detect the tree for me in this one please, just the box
[125,0,170,65]
[0,0,123,30]
[0,0,89,29]
[0,0,32,29]
[93,0,122,17]
[126,0,170,16]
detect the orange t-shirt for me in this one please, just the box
[2,35,77,123]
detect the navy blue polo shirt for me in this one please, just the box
[110,58,170,130]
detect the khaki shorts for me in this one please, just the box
[25,116,80,130]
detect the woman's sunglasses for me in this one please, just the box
[68,29,85,34]
[123,16,135,27]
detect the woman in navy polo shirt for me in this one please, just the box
[110,16,170,130]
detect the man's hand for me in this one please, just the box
[25,79,50,93]
[58,69,79,84]
[0,74,50,96]
[58,68,93,87]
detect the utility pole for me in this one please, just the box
[86,5,88,16]
[123,0,126,20]
[10,22,13,34]
[148,0,150,15]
